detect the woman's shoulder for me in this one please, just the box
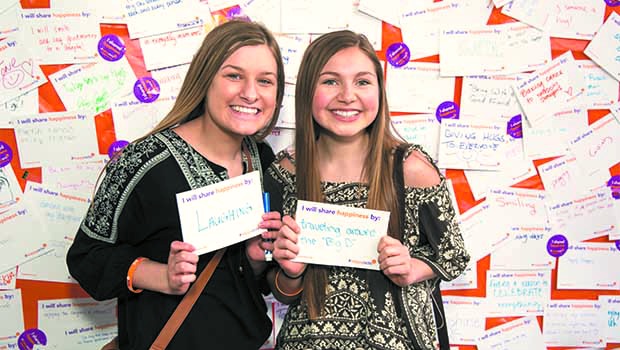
[398,144,442,189]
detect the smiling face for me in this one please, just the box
[204,44,278,139]
[311,46,380,141]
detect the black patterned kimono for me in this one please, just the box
[264,144,470,350]
[66,129,274,350]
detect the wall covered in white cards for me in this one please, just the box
[0,0,619,349]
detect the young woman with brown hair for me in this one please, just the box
[67,20,285,349]
[265,30,470,350]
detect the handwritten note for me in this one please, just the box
[502,22,551,74]
[20,9,100,64]
[0,203,50,273]
[13,111,99,168]
[598,295,620,344]
[557,242,620,290]
[568,113,620,184]
[275,34,309,84]
[548,0,606,40]
[123,0,210,39]
[49,58,136,114]
[514,51,586,127]
[537,155,598,201]
[491,226,554,270]
[501,0,552,31]
[442,296,487,345]
[386,63,455,113]
[139,24,210,71]
[0,89,38,128]
[546,189,619,242]
[440,26,506,77]
[176,171,264,255]
[477,316,545,350]
[584,12,620,81]
[522,107,588,160]
[293,200,389,270]
[390,114,441,161]
[577,59,619,109]
[0,33,47,105]
[486,187,548,229]
[438,119,508,170]
[460,75,522,119]
[0,267,18,290]
[42,156,106,198]
[0,289,24,350]
[112,93,172,142]
[486,270,551,316]
[38,297,117,349]
[18,182,90,283]
[458,202,510,262]
[543,299,606,347]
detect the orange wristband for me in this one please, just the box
[275,269,303,297]
[127,257,148,293]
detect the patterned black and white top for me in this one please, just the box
[67,129,275,350]
[264,144,470,350]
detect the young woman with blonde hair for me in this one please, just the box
[265,30,470,350]
[67,20,285,349]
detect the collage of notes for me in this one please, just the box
[1,0,619,349]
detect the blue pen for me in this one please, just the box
[262,192,273,261]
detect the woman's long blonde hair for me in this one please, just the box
[146,19,285,141]
[294,30,404,318]
[95,20,285,199]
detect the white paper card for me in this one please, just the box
[584,12,620,81]
[176,171,264,255]
[293,200,390,270]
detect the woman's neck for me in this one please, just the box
[316,133,369,183]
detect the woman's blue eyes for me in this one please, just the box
[225,74,273,85]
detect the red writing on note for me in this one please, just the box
[0,57,35,89]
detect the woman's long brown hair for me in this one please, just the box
[294,30,404,318]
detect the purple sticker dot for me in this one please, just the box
[98,34,126,62]
[435,101,459,122]
[507,114,523,139]
[226,6,250,21]
[547,234,568,258]
[604,0,620,6]
[18,328,47,350]
[607,175,620,200]
[133,77,160,103]
[386,42,410,68]
[0,141,13,168]
[108,140,129,160]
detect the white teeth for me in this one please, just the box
[333,110,358,118]
[231,105,259,114]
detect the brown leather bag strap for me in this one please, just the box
[149,248,225,350]
[149,143,255,350]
